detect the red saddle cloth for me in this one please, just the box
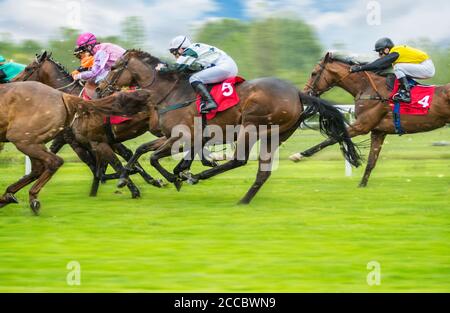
[104,116,132,125]
[102,87,137,125]
[389,79,435,115]
[196,76,245,120]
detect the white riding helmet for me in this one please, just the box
[169,35,192,52]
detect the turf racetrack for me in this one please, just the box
[0,128,449,292]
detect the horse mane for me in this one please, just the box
[328,51,395,77]
[126,49,162,66]
[36,51,73,81]
[328,51,377,66]
[125,49,189,81]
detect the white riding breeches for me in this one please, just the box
[394,59,435,79]
[189,56,238,85]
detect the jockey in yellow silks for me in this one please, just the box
[350,37,435,103]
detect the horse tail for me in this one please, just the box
[298,92,361,167]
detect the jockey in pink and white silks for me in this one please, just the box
[72,32,126,84]
[156,35,239,113]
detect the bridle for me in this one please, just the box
[100,56,157,97]
[305,58,385,101]
[20,56,82,93]
[99,54,181,108]
[304,58,352,97]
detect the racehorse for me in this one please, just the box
[106,51,362,204]
[290,52,450,187]
[12,51,163,197]
[0,81,150,214]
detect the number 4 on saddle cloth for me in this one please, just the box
[389,78,435,115]
[196,76,246,120]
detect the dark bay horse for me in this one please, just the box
[0,81,150,214]
[96,49,220,178]
[13,51,163,196]
[290,52,450,187]
[108,51,362,204]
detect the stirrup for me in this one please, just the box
[200,101,217,113]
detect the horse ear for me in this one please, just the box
[324,52,332,62]
[38,51,47,63]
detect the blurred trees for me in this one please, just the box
[1,17,450,104]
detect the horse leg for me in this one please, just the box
[149,137,183,183]
[112,142,162,187]
[49,133,66,154]
[14,143,63,214]
[289,138,336,162]
[239,138,277,205]
[200,147,219,167]
[0,158,45,208]
[54,130,97,176]
[358,130,387,188]
[96,142,141,198]
[89,154,106,197]
[290,104,388,162]
[118,137,167,188]
[188,127,256,182]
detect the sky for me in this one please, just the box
[0,0,449,55]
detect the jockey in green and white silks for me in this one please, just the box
[156,35,238,113]
[0,55,25,83]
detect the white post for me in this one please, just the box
[345,159,352,177]
[340,105,355,177]
[25,156,32,175]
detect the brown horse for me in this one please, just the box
[107,51,362,204]
[0,81,149,213]
[96,49,221,185]
[290,52,450,187]
[12,51,164,196]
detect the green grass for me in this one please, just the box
[0,128,449,292]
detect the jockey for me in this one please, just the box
[0,55,25,83]
[71,32,126,84]
[71,48,95,77]
[350,37,435,103]
[156,35,238,113]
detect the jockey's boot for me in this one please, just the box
[393,76,411,103]
[192,82,218,113]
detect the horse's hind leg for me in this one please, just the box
[0,158,45,208]
[13,143,64,214]
[289,138,336,162]
[239,142,276,205]
[358,130,386,188]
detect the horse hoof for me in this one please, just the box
[131,190,141,199]
[174,178,183,191]
[0,193,19,208]
[187,175,199,185]
[151,179,165,188]
[238,199,250,205]
[117,178,128,189]
[358,183,367,188]
[288,153,305,162]
[30,199,41,215]
[6,193,19,204]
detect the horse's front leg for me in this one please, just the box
[117,137,167,188]
[149,137,181,183]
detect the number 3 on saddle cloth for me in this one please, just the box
[388,78,435,135]
[196,76,246,120]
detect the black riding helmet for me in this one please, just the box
[374,37,394,52]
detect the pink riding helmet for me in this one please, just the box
[76,32,97,48]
